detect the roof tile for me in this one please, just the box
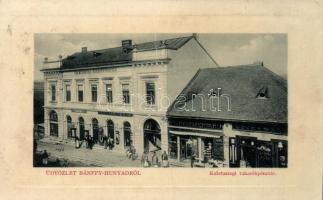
[167,64,287,124]
[61,36,193,69]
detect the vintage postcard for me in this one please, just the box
[0,1,322,200]
[34,33,288,169]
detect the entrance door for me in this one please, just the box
[143,119,161,152]
[79,117,85,140]
[123,121,131,148]
[237,136,257,167]
[257,141,272,167]
[107,120,115,146]
[180,139,187,159]
[92,118,99,143]
[179,138,195,160]
[49,111,58,137]
[272,140,288,168]
[66,116,73,138]
[144,133,161,152]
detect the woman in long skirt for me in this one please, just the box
[75,136,80,149]
[161,151,169,168]
[42,150,49,166]
[103,136,108,149]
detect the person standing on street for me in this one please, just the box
[75,136,80,149]
[42,150,49,166]
[108,137,114,150]
[190,153,196,168]
[85,134,89,149]
[88,135,93,150]
[161,151,169,168]
[103,135,108,149]
[107,137,111,150]
[151,151,159,167]
[142,151,149,167]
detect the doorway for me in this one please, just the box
[92,118,99,143]
[49,110,58,137]
[79,117,85,140]
[107,120,115,146]
[143,119,161,152]
[237,136,257,167]
[124,121,131,148]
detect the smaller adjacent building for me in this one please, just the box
[167,63,288,168]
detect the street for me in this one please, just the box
[36,139,142,167]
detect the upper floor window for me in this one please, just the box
[106,84,113,103]
[65,85,71,102]
[122,84,130,104]
[78,85,84,102]
[91,84,98,102]
[51,84,56,102]
[146,82,155,105]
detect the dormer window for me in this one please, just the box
[208,88,221,98]
[93,52,102,57]
[256,86,268,99]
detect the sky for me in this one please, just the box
[34,33,287,81]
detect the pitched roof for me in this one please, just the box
[135,36,193,51]
[167,64,287,124]
[61,47,132,69]
[60,36,193,69]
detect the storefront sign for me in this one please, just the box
[169,119,223,130]
[98,111,133,117]
[71,109,87,113]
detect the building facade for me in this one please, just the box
[167,64,288,168]
[41,35,216,154]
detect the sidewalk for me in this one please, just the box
[37,139,142,167]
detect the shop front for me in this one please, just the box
[168,129,225,166]
[229,136,287,168]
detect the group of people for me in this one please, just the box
[74,134,116,150]
[74,134,96,149]
[141,150,169,168]
[102,135,114,150]
[126,145,138,160]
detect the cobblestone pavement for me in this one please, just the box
[37,139,142,167]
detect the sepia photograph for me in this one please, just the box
[33,33,288,168]
[1,1,323,199]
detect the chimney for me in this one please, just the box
[192,33,199,40]
[44,57,48,63]
[81,47,87,53]
[122,40,132,53]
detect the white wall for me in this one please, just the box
[167,39,216,103]
[133,49,168,61]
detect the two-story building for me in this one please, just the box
[41,35,217,154]
[167,63,288,168]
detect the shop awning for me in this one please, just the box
[169,130,223,138]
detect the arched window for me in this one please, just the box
[92,118,99,143]
[124,121,132,147]
[66,115,73,138]
[49,110,58,137]
[143,119,161,152]
[107,120,115,145]
[79,117,85,140]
